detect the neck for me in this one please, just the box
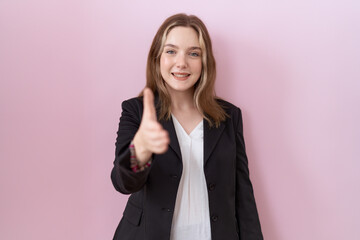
[168,88,195,111]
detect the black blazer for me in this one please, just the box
[111,95,263,240]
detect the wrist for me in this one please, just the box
[133,133,152,164]
[130,139,152,173]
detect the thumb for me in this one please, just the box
[142,88,157,121]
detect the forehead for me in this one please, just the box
[165,26,200,47]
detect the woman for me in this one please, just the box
[111,13,263,240]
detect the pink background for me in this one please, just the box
[1,1,359,239]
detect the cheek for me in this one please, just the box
[160,55,173,81]
[194,60,202,75]
[160,56,166,77]
[160,55,171,71]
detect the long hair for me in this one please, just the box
[139,13,228,128]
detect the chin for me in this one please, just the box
[165,83,194,93]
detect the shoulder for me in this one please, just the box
[215,97,243,130]
[121,96,144,110]
[122,96,143,106]
[121,91,158,111]
[215,97,242,115]
[120,96,145,120]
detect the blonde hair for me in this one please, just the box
[140,13,228,128]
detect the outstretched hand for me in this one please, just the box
[133,88,170,165]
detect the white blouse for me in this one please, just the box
[170,114,211,240]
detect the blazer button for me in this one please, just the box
[162,208,172,212]
[208,183,216,191]
[211,215,218,222]
[170,174,178,179]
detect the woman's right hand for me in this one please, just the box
[133,88,170,165]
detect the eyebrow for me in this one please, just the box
[164,44,201,51]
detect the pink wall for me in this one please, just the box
[1,1,359,239]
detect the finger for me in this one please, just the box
[150,139,169,154]
[144,121,163,132]
[142,88,157,121]
[147,130,169,143]
[150,131,169,144]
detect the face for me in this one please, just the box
[160,26,202,95]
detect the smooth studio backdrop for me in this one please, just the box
[1,1,359,239]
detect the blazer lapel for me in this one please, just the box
[204,118,225,165]
[159,116,182,161]
[154,94,182,160]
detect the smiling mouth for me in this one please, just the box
[171,73,191,78]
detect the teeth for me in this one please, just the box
[173,73,189,77]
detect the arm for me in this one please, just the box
[235,108,264,239]
[111,89,169,194]
[111,99,152,194]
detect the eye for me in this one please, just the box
[166,50,176,54]
[189,52,200,57]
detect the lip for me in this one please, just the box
[171,72,191,81]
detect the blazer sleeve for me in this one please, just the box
[235,107,264,239]
[111,98,152,194]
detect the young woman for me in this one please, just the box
[111,13,263,240]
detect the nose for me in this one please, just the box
[175,52,187,69]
